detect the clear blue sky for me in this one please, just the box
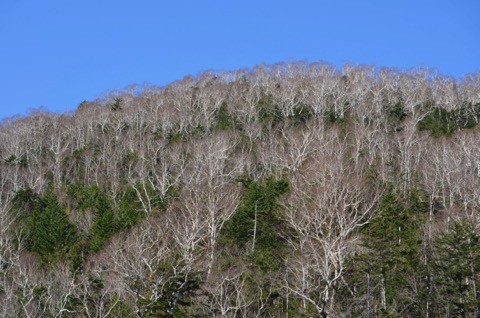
[1,0,479,120]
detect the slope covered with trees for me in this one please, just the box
[1,62,480,317]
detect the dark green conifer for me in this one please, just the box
[28,191,77,264]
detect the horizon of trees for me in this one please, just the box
[1,62,480,317]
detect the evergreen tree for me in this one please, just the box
[11,188,44,219]
[358,190,428,316]
[28,191,77,264]
[68,184,116,253]
[223,177,289,271]
[89,188,116,252]
[433,221,480,317]
[117,187,143,229]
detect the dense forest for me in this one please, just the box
[1,62,480,317]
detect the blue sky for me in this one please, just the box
[0,0,479,120]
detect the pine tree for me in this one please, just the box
[28,191,77,264]
[117,187,143,229]
[433,221,480,317]
[89,187,116,252]
[359,190,428,316]
[68,184,117,253]
[223,177,289,271]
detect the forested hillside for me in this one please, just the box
[1,62,480,317]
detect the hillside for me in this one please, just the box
[1,62,480,317]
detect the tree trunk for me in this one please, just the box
[381,270,387,311]
[251,203,258,253]
[320,300,328,318]
[367,272,371,318]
